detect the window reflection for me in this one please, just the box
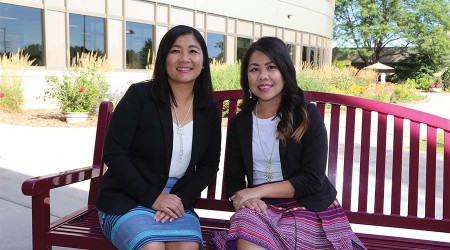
[0,3,43,66]
[69,13,105,63]
[302,46,308,66]
[310,47,316,67]
[207,33,224,64]
[287,44,295,63]
[126,22,153,69]
[236,37,251,63]
[317,48,322,67]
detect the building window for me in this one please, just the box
[0,3,43,66]
[287,44,295,63]
[302,46,308,66]
[126,22,153,69]
[207,33,224,64]
[310,47,316,67]
[236,37,251,63]
[69,13,105,63]
[317,48,322,67]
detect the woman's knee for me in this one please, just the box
[166,241,200,250]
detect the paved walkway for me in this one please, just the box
[1,91,449,249]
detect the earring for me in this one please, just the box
[248,89,253,99]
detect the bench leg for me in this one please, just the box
[31,191,51,250]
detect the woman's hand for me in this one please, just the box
[230,187,260,206]
[230,187,261,209]
[154,210,177,223]
[152,193,185,221]
[237,198,268,213]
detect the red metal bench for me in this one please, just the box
[22,90,450,249]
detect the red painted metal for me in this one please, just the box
[358,109,371,213]
[374,113,387,214]
[327,104,341,186]
[390,116,403,215]
[22,90,450,250]
[342,107,356,210]
[408,121,420,217]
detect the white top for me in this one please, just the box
[169,120,193,178]
[252,113,282,185]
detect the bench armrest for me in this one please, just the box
[22,164,102,196]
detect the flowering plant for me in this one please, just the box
[41,52,110,113]
[42,67,109,113]
[429,80,444,89]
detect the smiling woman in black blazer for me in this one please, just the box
[211,37,365,250]
[96,25,221,250]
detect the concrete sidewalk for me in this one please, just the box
[1,91,449,249]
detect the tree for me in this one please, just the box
[140,38,153,68]
[211,41,224,63]
[334,0,450,67]
[23,44,42,66]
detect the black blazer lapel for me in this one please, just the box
[158,104,173,175]
[190,109,201,169]
[240,111,254,185]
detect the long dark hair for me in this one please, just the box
[240,36,309,144]
[151,25,213,110]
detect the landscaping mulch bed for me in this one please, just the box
[0,109,97,127]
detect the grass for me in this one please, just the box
[419,132,445,153]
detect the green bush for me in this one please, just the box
[42,67,109,113]
[41,52,110,113]
[415,75,435,90]
[441,67,450,90]
[404,78,416,90]
[211,63,241,91]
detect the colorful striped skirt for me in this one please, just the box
[210,199,366,250]
[97,178,203,250]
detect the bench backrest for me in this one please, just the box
[90,90,450,234]
[306,91,450,233]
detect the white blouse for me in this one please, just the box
[252,113,282,185]
[169,120,193,178]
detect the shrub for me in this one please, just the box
[415,75,435,90]
[41,52,110,113]
[441,67,450,90]
[211,63,241,90]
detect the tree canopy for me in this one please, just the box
[334,0,450,67]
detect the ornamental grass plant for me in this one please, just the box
[0,52,35,112]
[210,62,423,104]
[41,52,110,114]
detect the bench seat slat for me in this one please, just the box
[346,211,449,232]
[356,233,450,250]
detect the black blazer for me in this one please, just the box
[96,81,221,214]
[224,103,337,212]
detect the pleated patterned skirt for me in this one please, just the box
[211,199,366,250]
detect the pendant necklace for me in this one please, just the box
[255,101,277,182]
[172,95,194,164]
